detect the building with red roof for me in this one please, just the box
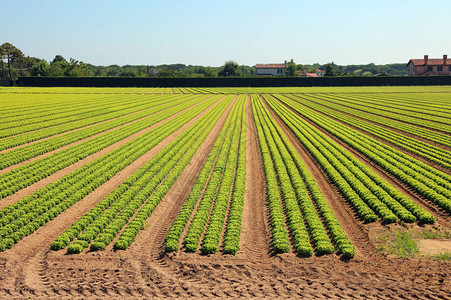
[255,64,286,76]
[407,55,451,76]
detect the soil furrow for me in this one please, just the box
[240,95,272,260]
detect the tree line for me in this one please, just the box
[1,42,408,81]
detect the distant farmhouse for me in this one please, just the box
[300,69,324,77]
[255,63,324,77]
[407,55,451,76]
[255,64,286,76]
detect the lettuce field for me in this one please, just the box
[0,86,450,298]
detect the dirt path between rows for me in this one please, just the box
[239,95,272,260]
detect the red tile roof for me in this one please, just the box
[256,64,285,69]
[306,73,318,77]
[409,58,451,66]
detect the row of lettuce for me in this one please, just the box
[0,95,226,252]
[252,96,355,258]
[0,95,212,198]
[0,94,205,166]
[50,95,234,253]
[293,95,451,167]
[270,94,450,215]
[164,95,246,255]
[318,93,451,134]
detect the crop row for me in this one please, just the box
[266,95,436,223]
[0,95,214,199]
[0,93,140,133]
[292,95,451,166]
[0,96,223,252]
[182,96,244,253]
[221,96,247,255]
[200,96,246,254]
[0,94,197,150]
[254,96,355,258]
[337,93,451,120]
[164,97,241,252]
[275,94,451,214]
[0,94,204,169]
[0,93,112,125]
[254,96,315,256]
[318,93,451,133]
[51,96,233,253]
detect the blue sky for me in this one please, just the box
[4,0,450,66]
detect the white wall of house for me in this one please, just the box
[256,68,285,76]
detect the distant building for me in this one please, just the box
[407,55,451,76]
[256,64,286,76]
[299,68,324,77]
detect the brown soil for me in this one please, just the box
[418,239,451,255]
[0,96,450,299]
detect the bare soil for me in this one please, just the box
[0,96,450,299]
[418,239,451,255]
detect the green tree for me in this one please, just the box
[157,67,174,77]
[324,62,340,76]
[48,60,69,76]
[52,55,67,64]
[66,58,90,76]
[0,46,6,80]
[204,66,217,77]
[218,61,240,76]
[118,68,138,77]
[1,42,23,80]
[285,59,298,76]
[94,67,106,76]
[31,60,50,76]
